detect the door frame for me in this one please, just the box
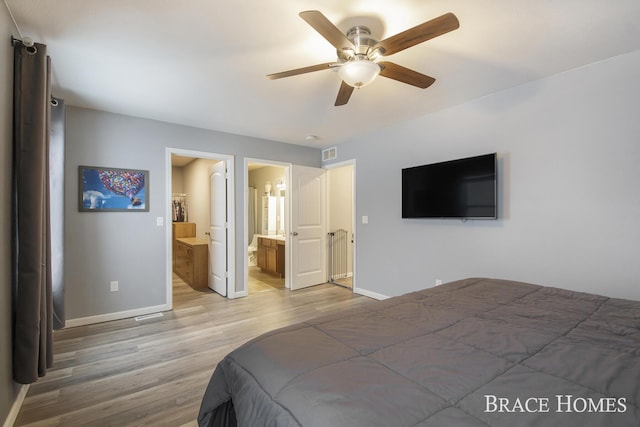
[208,161,229,296]
[324,159,357,292]
[165,147,236,309]
[243,158,291,295]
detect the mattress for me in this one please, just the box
[198,278,640,426]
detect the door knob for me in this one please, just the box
[291,231,298,236]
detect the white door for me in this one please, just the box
[290,165,327,290]
[209,161,227,296]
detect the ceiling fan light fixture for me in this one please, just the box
[269,10,460,106]
[338,57,380,88]
[367,46,386,60]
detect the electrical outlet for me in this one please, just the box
[435,279,443,286]
[110,281,119,292]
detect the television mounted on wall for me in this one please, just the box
[402,153,497,219]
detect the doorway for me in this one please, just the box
[245,159,289,294]
[242,158,356,296]
[165,148,235,309]
[326,160,356,290]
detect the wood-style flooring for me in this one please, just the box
[15,274,374,426]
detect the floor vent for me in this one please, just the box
[135,312,163,321]
[322,146,337,162]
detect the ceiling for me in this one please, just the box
[6,0,640,148]
[171,154,196,167]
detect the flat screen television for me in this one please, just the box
[402,153,497,219]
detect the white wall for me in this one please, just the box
[182,158,219,240]
[328,166,353,276]
[332,50,640,301]
[64,107,320,320]
[1,7,18,423]
[171,165,184,194]
[248,166,286,235]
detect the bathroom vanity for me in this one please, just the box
[257,236,285,277]
[172,222,196,270]
[174,237,209,288]
[172,222,208,288]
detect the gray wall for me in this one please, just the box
[1,8,18,423]
[332,50,640,301]
[65,107,320,320]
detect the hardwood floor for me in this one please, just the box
[15,275,375,426]
[248,265,284,291]
[330,276,353,289]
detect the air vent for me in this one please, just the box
[135,312,163,321]
[322,147,337,162]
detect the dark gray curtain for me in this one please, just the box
[11,40,53,384]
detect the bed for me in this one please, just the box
[198,278,640,426]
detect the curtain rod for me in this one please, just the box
[11,35,59,104]
[11,35,38,54]
[11,35,35,47]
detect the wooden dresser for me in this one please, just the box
[174,237,209,288]
[257,237,285,277]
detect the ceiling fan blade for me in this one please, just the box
[375,13,459,56]
[378,61,436,89]
[267,62,335,80]
[299,10,355,51]
[335,81,355,106]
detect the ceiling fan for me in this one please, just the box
[267,10,460,106]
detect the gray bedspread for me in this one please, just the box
[198,278,640,426]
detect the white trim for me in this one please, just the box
[285,164,292,289]
[65,304,170,328]
[353,287,389,300]
[2,384,29,427]
[322,159,355,170]
[166,148,236,303]
[165,150,174,310]
[233,290,248,298]
[224,156,236,299]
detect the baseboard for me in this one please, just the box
[231,290,248,298]
[2,384,29,427]
[65,304,171,328]
[353,287,389,300]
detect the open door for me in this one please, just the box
[290,165,327,290]
[209,161,227,296]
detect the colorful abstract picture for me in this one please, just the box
[79,166,149,211]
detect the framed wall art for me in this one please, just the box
[79,165,149,212]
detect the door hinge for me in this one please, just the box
[224,271,229,278]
